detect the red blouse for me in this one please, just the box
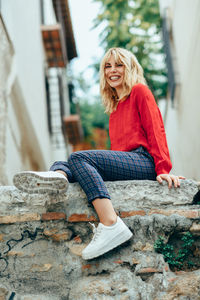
[109,83,172,175]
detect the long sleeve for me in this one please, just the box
[134,84,172,175]
[109,83,172,175]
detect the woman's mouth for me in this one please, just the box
[109,76,120,81]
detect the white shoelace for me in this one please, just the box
[89,222,102,243]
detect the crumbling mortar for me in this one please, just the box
[121,261,136,273]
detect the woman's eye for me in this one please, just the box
[104,64,123,69]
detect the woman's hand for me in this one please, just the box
[156,174,186,189]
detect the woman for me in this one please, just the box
[13,47,184,260]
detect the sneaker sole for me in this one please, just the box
[13,172,68,194]
[82,227,133,260]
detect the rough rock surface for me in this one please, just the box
[0,179,200,300]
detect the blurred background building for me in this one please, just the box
[159,0,200,180]
[0,0,83,185]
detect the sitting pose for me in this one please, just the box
[13,47,184,260]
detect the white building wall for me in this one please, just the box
[0,15,14,185]
[159,0,200,180]
[1,0,52,164]
[0,0,71,184]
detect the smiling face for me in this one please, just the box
[104,54,125,97]
[100,48,146,113]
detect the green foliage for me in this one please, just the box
[67,69,109,141]
[93,0,168,99]
[78,99,109,138]
[154,232,195,270]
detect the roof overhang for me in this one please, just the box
[52,0,77,61]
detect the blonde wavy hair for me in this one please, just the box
[100,47,146,113]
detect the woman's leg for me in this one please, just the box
[13,147,154,259]
[92,198,117,226]
[67,148,156,224]
[66,147,155,259]
[56,170,67,178]
[67,147,156,206]
[51,159,117,226]
[49,161,76,182]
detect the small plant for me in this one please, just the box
[154,232,195,270]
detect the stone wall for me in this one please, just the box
[0,179,200,300]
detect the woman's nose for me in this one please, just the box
[110,65,117,72]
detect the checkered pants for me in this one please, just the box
[50,147,156,203]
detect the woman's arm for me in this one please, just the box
[134,84,185,187]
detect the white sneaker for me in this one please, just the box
[82,216,133,260]
[13,171,68,194]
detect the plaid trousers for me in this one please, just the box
[50,147,156,203]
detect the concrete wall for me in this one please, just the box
[159,0,200,180]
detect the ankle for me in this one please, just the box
[100,216,117,226]
[55,170,67,178]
